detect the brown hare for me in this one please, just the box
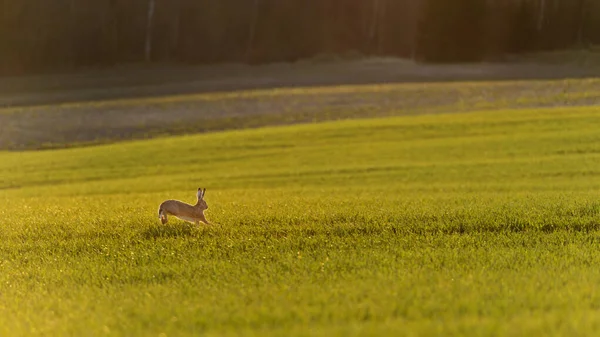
[158,188,211,225]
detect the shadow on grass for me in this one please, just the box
[139,223,200,239]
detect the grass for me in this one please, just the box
[2,106,600,336]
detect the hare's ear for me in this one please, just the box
[197,188,203,199]
[202,188,206,198]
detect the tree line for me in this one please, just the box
[1,0,599,76]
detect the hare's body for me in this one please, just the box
[158,188,211,225]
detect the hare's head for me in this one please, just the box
[196,188,208,210]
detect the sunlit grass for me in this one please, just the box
[2,106,600,336]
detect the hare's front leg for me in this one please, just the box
[199,214,211,225]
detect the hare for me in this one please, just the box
[158,188,211,225]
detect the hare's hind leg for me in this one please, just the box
[159,209,168,224]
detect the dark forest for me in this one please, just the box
[1,0,599,76]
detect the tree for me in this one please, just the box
[246,0,260,61]
[145,0,156,62]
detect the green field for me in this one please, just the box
[2,105,600,336]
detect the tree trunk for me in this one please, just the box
[377,0,387,54]
[411,0,424,61]
[368,0,381,52]
[537,0,546,31]
[577,0,588,45]
[171,0,181,61]
[145,0,156,62]
[246,0,260,61]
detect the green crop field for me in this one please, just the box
[2,104,600,336]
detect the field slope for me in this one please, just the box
[2,106,600,336]
[3,78,600,151]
